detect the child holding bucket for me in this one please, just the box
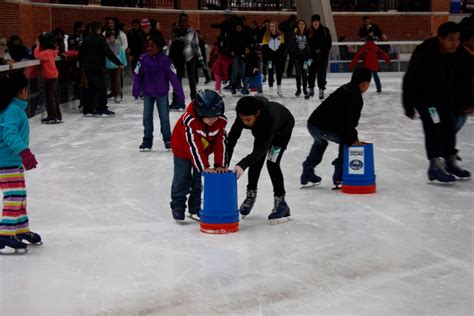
[300,67,372,189]
[170,90,228,223]
[226,96,295,224]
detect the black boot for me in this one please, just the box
[268,196,291,224]
[240,189,257,218]
[445,155,471,180]
[17,231,42,245]
[428,158,456,183]
[0,236,27,253]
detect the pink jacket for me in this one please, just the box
[34,47,58,79]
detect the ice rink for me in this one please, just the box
[1,74,473,315]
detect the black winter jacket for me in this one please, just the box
[79,33,122,73]
[308,82,363,146]
[402,37,465,117]
[308,25,332,57]
[226,97,295,170]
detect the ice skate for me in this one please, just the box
[445,155,471,180]
[319,89,325,100]
[16,231,42,245]
[300,171,322,188]
[268,196,291,224]
[139,142,152,152]
[172,209,185,224]
[295,89,301,97]
[332,182,342,190]
[0,236,28,254]
[188,209,200,221]
[164,141,171,151]
[240,189,257,218]
[428,158,455,183]
[277,85,283,97]
[305,88,314,99]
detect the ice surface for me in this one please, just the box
[0,74,472,315]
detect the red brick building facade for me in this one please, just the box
[0,0,451,47]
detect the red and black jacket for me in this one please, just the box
[170,102,227,171]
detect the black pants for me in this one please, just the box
[247,131,293,197]
[172,57,197,105]
[195,61,211,83]
[418,106,456,160]
[267,58,284,87]
[44,78,61,120]
[286,52,294,77]
[84,71,108,114]
[294,58,308,92]
[308,54,329,90]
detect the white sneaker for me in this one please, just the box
[114,96,121,103]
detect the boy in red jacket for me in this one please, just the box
[349,36,390,93]
[170,90,228,223]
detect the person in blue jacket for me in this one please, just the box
[133,36,185,151]
[0,72,40,254]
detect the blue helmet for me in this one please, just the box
[194,89,225,117]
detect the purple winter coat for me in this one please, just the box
[133,52,185,104]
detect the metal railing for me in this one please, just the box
[199,0,296,11]
[329,41,421,73]
[57,0,175,8]
[330,0,430,12]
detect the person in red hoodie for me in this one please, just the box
[170,90,228,223]
[349,36,390,93]
[34,32,61,123]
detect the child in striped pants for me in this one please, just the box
[0,71,40,253]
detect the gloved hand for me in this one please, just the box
[19,149,38,170]
[307,58,313,66]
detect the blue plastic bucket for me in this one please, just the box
[342,144,376,193]
[200,172,239,233]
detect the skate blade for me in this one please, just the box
[332,185,342,190]
[139,148,152,152]
[300,182,321,189]
[269,217,292,225]
[23,241,43,246]
[175,219,185,225]
[428,180,456,185]
[0,247,28,255]
[187,214,200,222]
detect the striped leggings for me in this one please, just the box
[0,167,29,236]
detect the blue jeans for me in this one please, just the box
[143,95,171,146]
[170,156,202,213]
[373,71,381,92]
[242,75,263,94]
[302,123,344,184]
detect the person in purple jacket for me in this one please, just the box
[133,36,185,151]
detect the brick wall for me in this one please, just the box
[0,2,451,47]
[0,2,21,40]
[431,0,450,12]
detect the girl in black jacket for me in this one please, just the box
[306,14,332,100]
[261,21,286,96]
[290,19,310,97]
